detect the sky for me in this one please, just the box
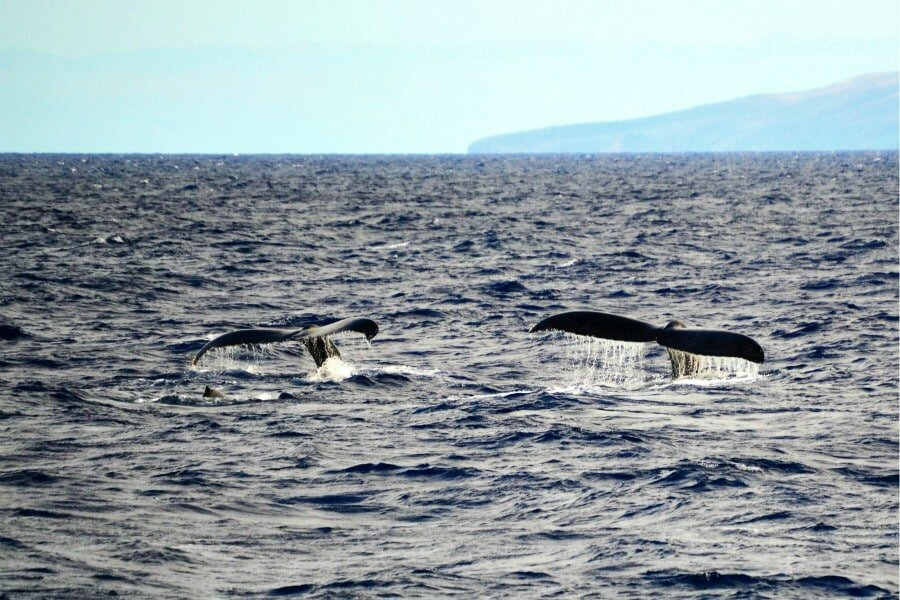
[1,0,897,153]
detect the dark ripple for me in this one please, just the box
[390,307,445,319]
[12,508,73,519]
[801,278,843,290]
[330,462,403,474]
[0,470,60,486]
[645,570,894,597]
[533,425,646,445]
[150,468,225,487]
[268,430,309,439]
[399,464,480,479]
[650,465,748,491]
[582,470,638,481]
[328,462,479,479]
[492,391,592,414]
[349,371,413,386]
[269,584,316,596]
[269,578,394,596]
[775,322,823,338]
[730,510,794,524]
[411,400,459,414]
[834,466,899,487]
[280,493,372,506]
[0,535,28,550]
[0,319,27,340]
[734,457,816,475]
[482,279,530,296]
[49,387,90,403]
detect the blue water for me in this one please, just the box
[1,153,897,598]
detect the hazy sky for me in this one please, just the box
[1,0,897,153]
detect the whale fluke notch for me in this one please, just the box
[191,317,379,368]
[530,310,764,376]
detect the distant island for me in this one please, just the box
[468,72,898,153]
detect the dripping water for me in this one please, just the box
[193,343,280,373]
[667,348,761,381]
[565,334,648,388]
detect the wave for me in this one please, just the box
[4,154,897,598]
[326,461,481,482]
[645,570,893,597]
[0,469,61,486]
[0,317,27,341]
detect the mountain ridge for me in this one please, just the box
[468,72,899,153]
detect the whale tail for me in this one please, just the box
[530,311,659,342]
[302,336,342,368]
[530,310,764,377]
[191,317,379,368]
[655,320,764,364]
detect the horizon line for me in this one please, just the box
[1,149,898,157]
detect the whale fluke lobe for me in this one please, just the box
[530,311,658,343]
[191,317,379,367]
[530,309,764,377]
[655,326,764,364]
[302,317,379,341]
[192,329,296,365]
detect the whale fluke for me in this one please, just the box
[300,317,379,341]
[192,329,296,365]
[192,317,379,367]
[655,321,764,364]
[530,311,658,343]
[530,310,763,377]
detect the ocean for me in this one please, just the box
[1,152,897,598]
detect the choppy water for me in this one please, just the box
[1,153,897,598]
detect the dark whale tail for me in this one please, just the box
[192,317,379,368]
[530,311,659,343]
[530,310,763,376]
[654,320,764,364]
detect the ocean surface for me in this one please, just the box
[1,153,897,598]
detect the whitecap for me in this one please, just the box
[367,241,410,251]
[370,364,441,378]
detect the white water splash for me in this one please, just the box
[563,334,648,389]
[306,357,358,382]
